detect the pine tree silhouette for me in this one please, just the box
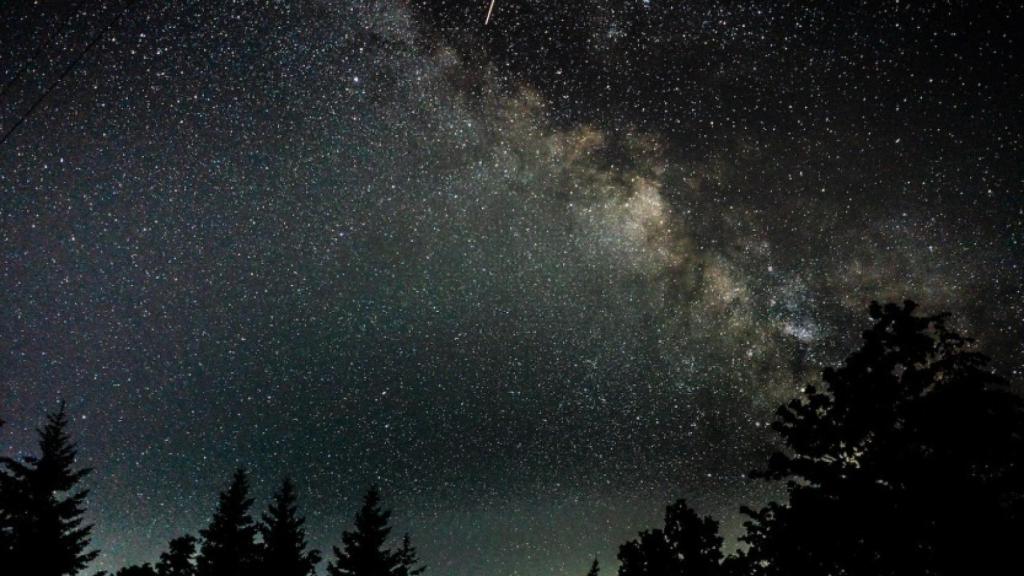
[739,300,1024,575]
[0,402,98,576]
[327,487,424,576]
[156,535,197,576]
[258,478,320,576]
[585,557,600,576]
[618,499,724,576]
[394,534,425,576]
[196,469,260,576]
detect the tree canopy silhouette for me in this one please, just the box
[4,300,1023,576]
[738,300,1024,575]
[0,403,98,576]
[394,533,424,576]
[618,498,725,576]
[196,469,260,576]
[156,535,197,576]
[327,487,424,576]
[258,478,320,576]
[115,564,156,576]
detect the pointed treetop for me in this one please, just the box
[327,487,423,576]
[196,468,260,576]
[260,477,321,576]
[0,402,98,574]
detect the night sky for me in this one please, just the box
[1,1,1022,574]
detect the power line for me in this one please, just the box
[0,0,142,149]
[0,1,86,102]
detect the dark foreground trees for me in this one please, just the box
[735,300,1024,575]
[115,565,156,576]
[617,300,1024,576]
[196,469,261,576]
[259,478,320,576]
[3,300,1023,576]
[105,481,420,576]
[0,403,97,576]
[155,535,197,576]
[618,499,725,576]
[327,487,424,576]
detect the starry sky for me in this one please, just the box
[1,1,1022,574]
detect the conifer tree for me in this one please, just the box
[327,487,424,576]
[585,558,600,576]
[155,535,197,576]
[0,403,98,575]
[394,533,425,576]
[258,478,320,576]
[196,469,260,576]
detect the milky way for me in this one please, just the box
[1,1,1021,574]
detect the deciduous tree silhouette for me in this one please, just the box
[258,478,320,576]
[0,403,98,576]
[156,535,197,576]
[618,499,724,576]
[739,300,1024,575]
[327,487,424,576]
[115,564,156,576]
[196,469,260,576]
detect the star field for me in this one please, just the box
[1,1,1022,574]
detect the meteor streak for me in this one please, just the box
[485,0,496,25]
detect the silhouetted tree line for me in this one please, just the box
[2,301,1023,575]
[610,301,1024,576]
[0,411,422,576]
